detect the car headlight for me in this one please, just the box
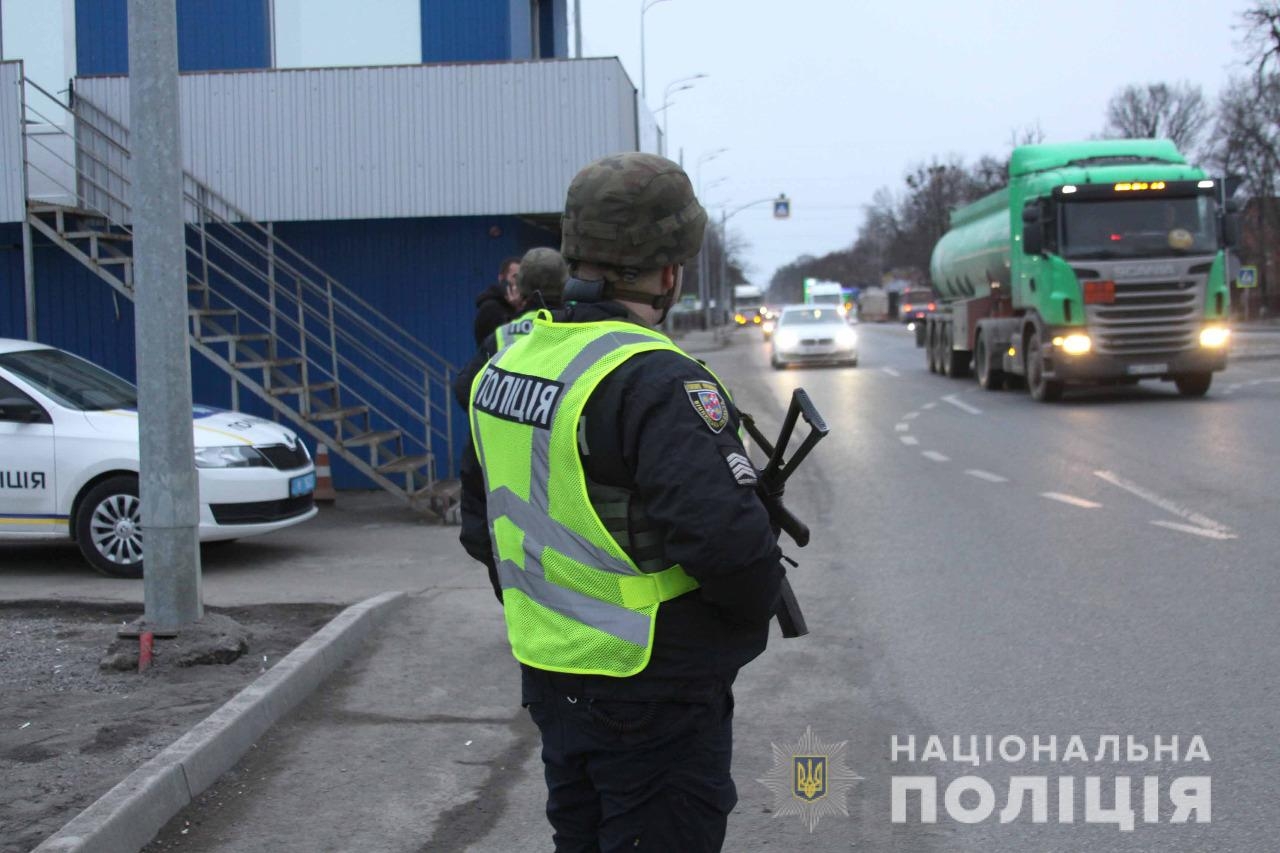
[1199,326,1230,348]
[194,445,269,468]
[775,330,800,350]
[836,327,858,348]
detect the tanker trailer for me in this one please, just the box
[921,139,1237,401]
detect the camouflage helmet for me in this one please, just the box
[516,247,569,304]
[560,152,707,271]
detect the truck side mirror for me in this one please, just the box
[1022,204,1044,255]
[1222,212,1241,248]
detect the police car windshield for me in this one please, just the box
[0,349,138,411]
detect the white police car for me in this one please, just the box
[0,338,318,577]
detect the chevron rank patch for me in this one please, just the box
[684,380,729,433]
[722,449,758,486]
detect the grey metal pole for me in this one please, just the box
[718,209,727,327]
[21,219,35,340]
[129,0,202,628]
[574,0,582,58]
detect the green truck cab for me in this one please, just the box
[923,139,1236,401]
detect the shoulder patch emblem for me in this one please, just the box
[684,380,729,433]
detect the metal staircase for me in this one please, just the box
[20,77,461,518]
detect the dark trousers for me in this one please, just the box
[524,680,737,853]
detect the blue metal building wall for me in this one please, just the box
[75,0,272,76]
[421,0,514,63]
[272,215,555,486]
[0,225,25,339]
[0,223,272,416]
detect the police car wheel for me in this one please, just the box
[76,475,145,578]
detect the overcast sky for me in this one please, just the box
[579,0,1252,285]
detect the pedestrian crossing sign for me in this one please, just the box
[1238,265,1258,288]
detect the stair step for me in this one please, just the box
[378,454,433,474]
[233,356,302,369]
[64,230,132,241]
[268,381,337,397]
[188,308,238,317]
[199,333,271,344]
[94,257,132,266]
[344,429,400,448]
[308,406,368,422]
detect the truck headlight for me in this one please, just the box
[1052,334,1092,355]
[1199,326,1230,348]
[194,445,269,468]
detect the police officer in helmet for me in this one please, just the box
[460,152,785,852]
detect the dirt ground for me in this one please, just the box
[0,599,342,853]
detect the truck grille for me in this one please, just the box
[1086,279,1200,356]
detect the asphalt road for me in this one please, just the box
[11,326,1278,852]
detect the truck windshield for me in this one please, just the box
[0,349,138,411]
[1060,196,1217,260]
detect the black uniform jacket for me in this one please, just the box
[472,283,517,347]
[458,300,785,701]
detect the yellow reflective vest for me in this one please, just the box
[469,313,700,676]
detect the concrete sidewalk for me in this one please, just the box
[139,587,544,852]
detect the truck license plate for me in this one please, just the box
[290,472,316,497]
[1126,363,1167,376]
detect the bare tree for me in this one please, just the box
[1102,82,1211,153]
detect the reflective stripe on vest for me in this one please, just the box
[470,317,701,676]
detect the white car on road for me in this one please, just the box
[0,338,318,577]
[771,305,859,369]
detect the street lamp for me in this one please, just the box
[695,147,728,197]
[640,0,673,105]
[714,195,790,332]
[659,72,706,155]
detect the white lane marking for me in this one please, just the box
[1150,520,1238,540]
[942,394,983,415]
[895,423,910,432]
[922,402,937,410]
[1041,492,1102,509]
[922,451,950,462]
[900,436,919,446]
[904,412,919,420]
[966,469,1008,483]
[882,367,901,377]
[1093,470,1234,536]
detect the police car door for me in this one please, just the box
[0,374,58,536]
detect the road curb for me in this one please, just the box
[32,590,408,853]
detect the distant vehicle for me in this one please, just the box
[924,139,1234,401]
[0,338,318,577]
[803,280,846,313]
[733,284,766,328]
[770,305,858,369]
[899,289,937,325]
[859,287,890,322]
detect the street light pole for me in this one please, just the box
[640,0,673,105]
[694,148,728,330]
[660,73,706,155]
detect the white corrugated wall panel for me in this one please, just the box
[75,58,641,223]
[0,63,26,222]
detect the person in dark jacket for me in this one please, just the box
[453,246,569,410]
[471,256,523,346]
[459,153,785,853]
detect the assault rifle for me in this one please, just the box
[738,388,829,639]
